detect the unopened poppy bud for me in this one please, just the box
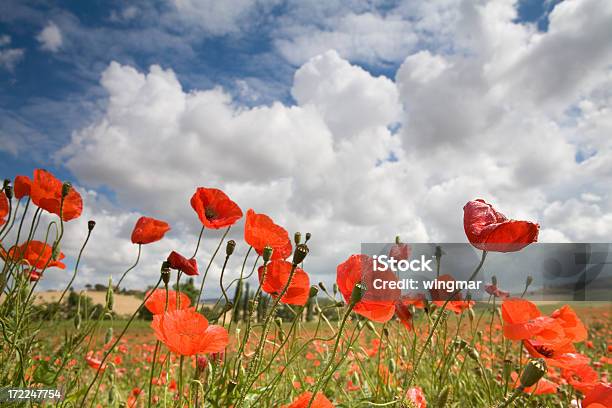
[305,232,311,242]
[525,275,533,287]
[395,235,401,244]
[491,275,497,286]
[196,356,208,373]
[105,327,113,344]
[467,347,479,361]
[309,286,319,298]
[106,282,114,311]
[437,386,449,407]
[294,232,301,245]
[350,283,364,305]
[61,181,72,198]
[226,240,236,256]
[519,358,547,388]
[388,358,396,373]
[401,346,408,358]
[292,244,309,265]
[262,246,273,263]
[318,282,327,292]
[161,261,171,284]
[435,245,443,259]
[333,283,338,295]
[2,179,9,190]
[4,185,12,199]
[503,359,513,384]
[88,220,96,231]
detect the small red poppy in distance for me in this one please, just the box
[14,175,32,199]
[429,274,475,314]
[131,216,170,244]
[463,199,539,252]
[3,241,66,270]
[167,251,198,276]
[144,289,191,315]
[336,254,398,323]
[85,353,106,372]
[0,191,8,226]
[28,169,83,221]
[258,260,310,306]
[244,209,292,260]
[151,307,229,356]
[190,187,243,229]
[281,391,334,408]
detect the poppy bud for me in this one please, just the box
[491,275,497,286]
[395,235,401,244]
[435,245,444,259]
[227,380,238,394]
[388,358,396,373]
[436,386,449,407]
[161,261,171,285]
[350,283,364,305]
[106,282,114,311]
[401,346,408,358]
[309,286,319,298]
[383,327,389,338]
[519,358,547,388]
[333,283,338,295]
[226,240,236,256]
[292,244,309,265]
[88,220,96,231]
[105,327,113,345]
[467,347,479,361]
[2,179,9,190]
[525,275,533,288]
[294,232,302,245]
[4,185,12,200]
[262,246,273,263]
[61,181,72,198]
[318,282,327,292]
[305,232,311,242]
[503,359,513,385]
[196,356,208,375]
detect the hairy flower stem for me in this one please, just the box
[191,225,205,258]
[115,244,141,291]
[403,250,488,398]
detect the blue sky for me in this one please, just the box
[1,0,610,291]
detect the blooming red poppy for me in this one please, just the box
[258,260,310,306]
[523,339,590,368]
[131,216,170,244]
[151,307,229,356]
[394,299,413,330]
[336,254,398,323]
[433,299,475,314]
[562,364,599,394]
[388,242,411,260]
[30,169,83,221]
[501,298,564,341]
[244,209,292,260]
[190,187,243,229]
[167,251,198,276]
[281,391,334,408]
[85,353,106,372]
[510,372,557,395]
[406,386,427,408]
[0,191,8,226]
[428,274,475,314]
[550,305,587,343]
[485,283,509,299]
[582,383,612,408]
[14,175,32,199]
[3,241,66,270]
[144,289,191,315]
[463,199,539,252]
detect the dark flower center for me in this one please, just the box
[533,345,554,358]
[205,207,217,220]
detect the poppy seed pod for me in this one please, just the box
[4,185,12,200]
[262,246,273,263]
[292,244,309,265]
[226,240,236,256]
[61,181,72,198]
[305,232,311,242]
[309,286,319,298]
[161,261,171,285]
[519,358,547,388]
[88,220,96,231]
[294,232,301,245]
[350,283,365,305]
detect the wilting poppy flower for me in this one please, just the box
[281,391,334,408]
[582,383,612,408]
[336,254,398,323]
[510,372,557,395]
[244,209,292,260]
[501,298,563,341]
[145,289,191,315]
[0,191,8,226]
[463,199,539,252]
[14,175,31,199]
[395,299,414,330]
[190,187,243,229]
[406,386,427,408]
[85,353,106,372]
[258,260,310,306]
[3,241,66,270]
[485,284,509,299]
[131,216,170,244]
[562,364,599,394]
[167,251,198,276]
[151,307,229,356]
[29,169,82,221]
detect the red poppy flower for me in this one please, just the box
[28,270,42,281]
[281,391,334,408]
[395,299,413,330]
[85,353,106,372]
[244,209,292,260]
[336,254,398,323]
[501,298,564,341]
[433,299,475,314]
[582,383,612,408]
[151,307,229,356]
[463,199,539,252]
[562,364,599,394]
[523,339,590,368]
[0,191,8,226]
[190,187,243,229]
[258,260,310,306]
[510,372,557,395]
[551,305,587,343]
[167,251,198,276]
[14,175,31,199]
[145,289,191,315]
[4,241,66,270]
[428,274,474,314]
[406,386,427,408]
[30,169,83,221]
[485,284,509,299]
[131,216,170,244]
[388,243,411,260]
